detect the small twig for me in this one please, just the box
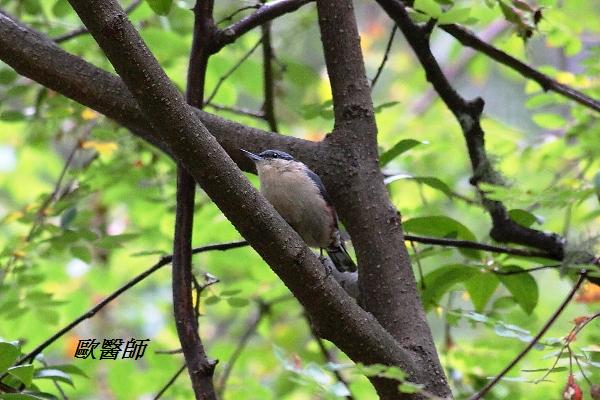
[53,0,141,43]
[204,37,263,105]
[216,4,261,25]
[9,241,247,367]
[491,264,561,275]
[212,0,313,49]
[469,272,587,400]
[152,363,187,400]
[442,23,600,113]
[205,103,266,119]
[403,234,558,260]
[370,24,397,91]
[216,297,291,395]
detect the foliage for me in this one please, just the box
[0,0,599,398]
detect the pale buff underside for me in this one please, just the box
[256,160,335,248]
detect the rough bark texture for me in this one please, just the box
[314,0,451,398]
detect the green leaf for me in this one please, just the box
[145,0,172,15]
[70,245,92,263]
[52,0,71,17]
[420,264,477,310]
[508,209,539,227]
[220,289,242,297]
[8,365,34,387]
[385,175,454,199]
[227,297,249,308]
[398,382,424,394]
[0,394,48,400]
[204,296,220,305]
[413,0,442,18]
[403,215,480,258]
[379,139,426,166]
[46,364,88,378]
[96,233,138,249]
[0,69,18,85]
[497,266,539,314]
[438,7,471,24]
[0,111,26,121]
[532,113,567,130]
[464,272,499,312]
[499,1,522,24]
[0,342,20,373]
[33,368,74,387]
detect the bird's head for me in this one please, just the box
[241,149,299,174]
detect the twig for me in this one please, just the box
[216,5,261,26]
[216,296,291,395]
[305,314,355,400]
[212,0,313,50]
[53,0,141,44]
[442,23,600,113]
[9,241,247,367]
[403,234,558,259]
[370,24,397,91]
[204,37,263,105]
[153,363,187,400]
[469,272,587,400]
[491,264,560,275]
[205,102,265,119]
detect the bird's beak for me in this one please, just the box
[240,149,263,162]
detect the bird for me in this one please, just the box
[241,149,357,273]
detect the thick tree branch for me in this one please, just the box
[62,3,434,400]
[315,0,451,398]
[442,24,600,113]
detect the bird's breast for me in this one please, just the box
[258,168,335,247]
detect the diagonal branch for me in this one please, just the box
[469,272,587,400]
[211,0,312,51]
[442,24,600,113]
[11,241,248,367]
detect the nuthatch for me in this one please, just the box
[241,149,357,272]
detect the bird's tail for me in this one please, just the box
[326,243,357,273]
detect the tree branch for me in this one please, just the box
[153,364,187,400]
[170,1,219,397]
[11,241,247,367]
[315,0,450,398]
[469,272,587,400]
[442,24,600,113]
[211,0,313,51]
